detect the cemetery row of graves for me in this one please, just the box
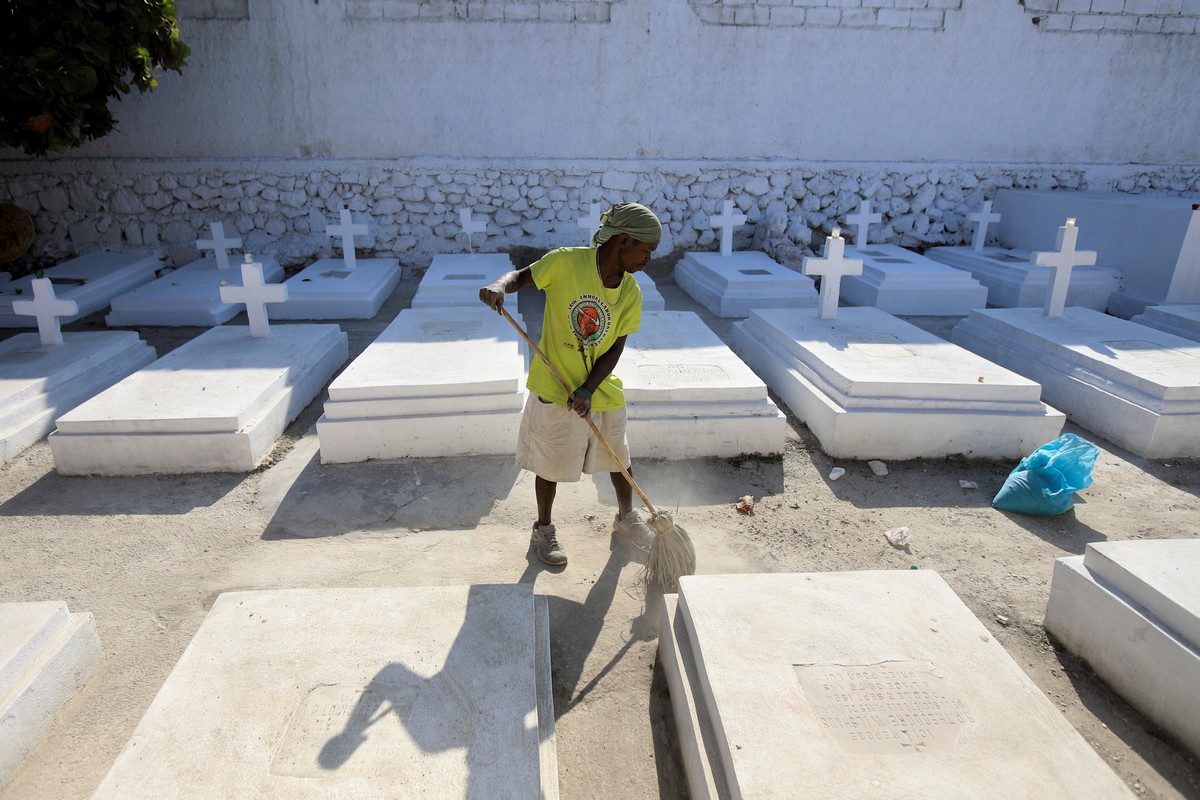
[1,188,1197,797]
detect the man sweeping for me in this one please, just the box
[479,202,661,567]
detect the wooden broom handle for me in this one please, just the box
[499,306,657,514]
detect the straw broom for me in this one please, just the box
[499,307,696,593]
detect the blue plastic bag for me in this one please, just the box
[992,434,1100,516]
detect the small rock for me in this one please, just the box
[736,495,755,515]
[868,460,889,477]
[995,614,1010,626]
[884,526,910,547]
[959,480,978,490]
[829,467,846,481]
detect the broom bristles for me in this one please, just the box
[641,510,697,594]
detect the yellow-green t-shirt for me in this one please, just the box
[527,247,643,411]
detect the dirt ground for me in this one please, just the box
[1,258,1198,799]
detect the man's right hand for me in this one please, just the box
[479,283,506,313]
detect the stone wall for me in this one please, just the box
[3,159,1196,274]
[687,0,962,29]
[1022,0,1200,34]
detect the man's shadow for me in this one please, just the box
[314,584,548,798]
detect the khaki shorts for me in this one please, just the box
[516,394,631,483]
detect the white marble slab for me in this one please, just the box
[271,258,401,320]
[92,586,557,800]
[839,244,989,316]
[50,324,348,474]
[732,307,1064,459]
[317,306,525,462]
[675,251,817,318]
[105,256,285,327]
[634,271,665,311]
[0,601,101,788]
[926,246,1120,311]
[663,571,1134,799]
[994,190,1200,318]
[0,332,156,464]
[412,253,521,316]
[1130,304,1200,344]
[0,252,161,327]
[623,311,784,458]
[1045,540,1200,758]
[952,307,1200,457]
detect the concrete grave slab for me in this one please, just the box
[841,244,989,316]
[0,601,101,788]
[675,251,817,318]
[732,306,1063,459]
[92,585,557,800]
[0,252,161,327]
[633,271,665,311]
[271,258,401,320]
[952,307,1200,457]
[662,571,1134,800]
[49,324,348,474]
[1045,540,1200,758]
[0,331,156,464]
[623,311,784,458]
[411,252,522,317]
[1130,304,1200,344]
[925,246,1120,311]
[105,256,284,327]
[317,306,525,462]
[994,190,1200,318]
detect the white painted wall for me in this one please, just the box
[57,0,1200,164]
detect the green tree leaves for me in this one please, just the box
[0,0,190,156]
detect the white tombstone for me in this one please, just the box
[659,571,1135,799]
[711,200,747,257]
[50,323,348,475]
[195,221,242,270]
[1130,304,1200,344]
[91,585,557,799]
[327,207,369,270]
[733,306,1064,459]
[0,601,102,787]
[317,307,525,462]
[952,306,1200,457]
[12,279,78,346]
[803,229,863,321]
[994,190,1200,317]
[1033,218,1097,317]
[845,199,882,249]
[0,252,160,328]
[622,311,785,458]
[1045,540,1200,759]
[578,200,604,245]
[218,255,288,338]
[458,207,487,253]
[969,200,1002,252]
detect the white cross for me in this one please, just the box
[326,207,369,270]
[578,200,604,246]
[846,200,882,249]
[803,229,863,321]
[458,208,487,253]
[196,221,242,270]
[12,278,78,346]
[1032,218,1096,318]
[712,200,747,257]
[219,254,288,337]
[969,200,1002,252]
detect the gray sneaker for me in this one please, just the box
[531,522,568,566]
[613,509,656,551]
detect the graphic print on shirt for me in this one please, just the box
[567,294,611,350]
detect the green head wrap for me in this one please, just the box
[592,202,662,247]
